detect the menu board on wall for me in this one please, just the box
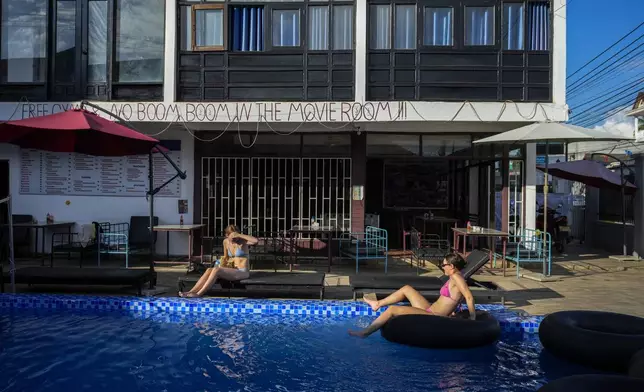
[383,160,449,209]
[19,140,182,197]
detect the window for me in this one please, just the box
[370,5,391,49]
[0,0,47,83]
[503,3,524,50]
[394,5,415,49]
[424,7,453,46]
[193,4,224,51]
[309,5,354,51]
[231,6,263,51]
[309,6,329,50]
[87,0,108,82]
[422,135,471,157]
[180,6,192,51]
[115,0,165,83]
[367,134,420,156]
[464,6,494,46]
[528,2,550,50]
[55,0,77,83]
[333,6,353,50]
[272,9,300,47]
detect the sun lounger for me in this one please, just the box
[349,249,505,303]
[177,271,326,299]
[1,267,154,295]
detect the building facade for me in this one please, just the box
[0,0,568,255]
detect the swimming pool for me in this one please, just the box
[0,295,598,392]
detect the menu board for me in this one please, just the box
[383,160,449,209]
[19,140,181,197]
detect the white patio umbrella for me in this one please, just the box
[473,122,634,276]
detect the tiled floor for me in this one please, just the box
[4,244,644,318]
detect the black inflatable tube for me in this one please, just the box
[537,375,644,392]
[538,310,644,372]
[629,348,644,379]
[380,310,500,349]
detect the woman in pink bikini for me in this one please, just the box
[348,253,476,338]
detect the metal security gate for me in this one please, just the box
[202,157,351,238]
[201,157,251,238]
[300,158,352,233]
[251,158,301,233]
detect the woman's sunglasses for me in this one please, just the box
[440,263,453,268]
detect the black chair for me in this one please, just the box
[12,215,33,256]
[129,216,158,254]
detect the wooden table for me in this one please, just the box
[152,224,204,263]
[452,227,509,277]
[288,226,337,272]
[1,221,76,265]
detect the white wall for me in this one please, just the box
[525,143,537,230]
[552,0,567,108]
[0,129,194,257]
[354,0,367,102]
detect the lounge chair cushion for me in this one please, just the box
[180,271,325,288]
[2,267,152,286]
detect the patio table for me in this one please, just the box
[452,227,509,277]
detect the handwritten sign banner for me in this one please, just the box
[16,101,408,123]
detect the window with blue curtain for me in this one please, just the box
[464,6,494,46]
[272,9,300,47]
[231,6,264,51]
[394,5,416,49]
[528,2,550,50]
[423,7,453,46]
[503,3,524,50]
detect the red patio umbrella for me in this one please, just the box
[0,106,185,290]
[0,108,160,156]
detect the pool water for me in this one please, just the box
[0,308,597,392]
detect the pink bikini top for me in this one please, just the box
[439,280,459,302]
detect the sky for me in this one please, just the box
[565,0,643,135]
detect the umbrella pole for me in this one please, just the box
[621,164,627,256]
[148,152,156,289]
[1,195,16,293]
[543,143,549,276]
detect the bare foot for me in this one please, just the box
[363,295,380,312]
[178,291,185,297]
[186,292,201,298]
[348,330,367,338]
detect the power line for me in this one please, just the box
[571,82,642,125]
[569,77,644,118]
[569,75,644,109]
[567,32,644,92]
[576,95,638,128]
[567,39,644,95]
[575,93,639,126]
[568,55,644,100]
[567,20,644,81]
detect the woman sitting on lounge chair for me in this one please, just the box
[348,253,476,338]
[179,225,258,298]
